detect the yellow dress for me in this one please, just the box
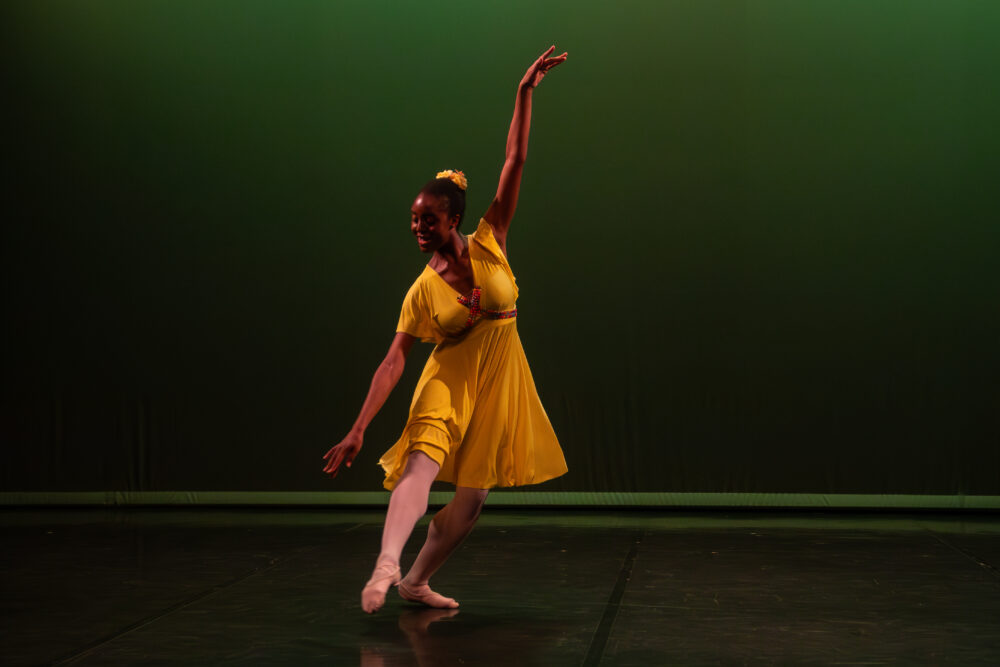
[378,217,568,491]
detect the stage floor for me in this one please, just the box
[3,508,999,665]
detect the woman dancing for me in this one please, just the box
[323,45,569,614]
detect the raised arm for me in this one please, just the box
[483,45,568,251]
[322,332,415,479]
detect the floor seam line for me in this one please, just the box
[50,556,292,664]
[582,529,644,667]
[922,527,1000,581]
[49,525,357,665]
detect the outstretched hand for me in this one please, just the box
[520,45,568,89]
[323,431,363,479]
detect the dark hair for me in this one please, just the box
[419,177,467,229]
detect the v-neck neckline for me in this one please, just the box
[427,233,476,298]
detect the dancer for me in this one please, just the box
[323,45,569,614]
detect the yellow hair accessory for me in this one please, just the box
[436,169,468,191]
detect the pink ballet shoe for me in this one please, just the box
[397,579,460,609]
[361,561,401,614]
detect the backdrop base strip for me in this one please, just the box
[1,492,998,510]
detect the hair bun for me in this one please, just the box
[436,169,468,191]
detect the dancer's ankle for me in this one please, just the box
[375,553,399,569]
[401,573,429,587]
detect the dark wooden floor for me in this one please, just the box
[2,508,999,665]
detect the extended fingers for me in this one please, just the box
[543,53,568,69]
[324,448,344,473]
[533,45,556,67]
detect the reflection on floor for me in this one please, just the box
[3,508,999,665]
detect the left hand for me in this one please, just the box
[520,45,568,90]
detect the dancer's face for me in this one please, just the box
[411,193,457,253]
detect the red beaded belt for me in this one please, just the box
[457,287,517,329]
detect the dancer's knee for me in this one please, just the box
[452,487,489,524]
[400,449,441,482]
[390,451,442,516]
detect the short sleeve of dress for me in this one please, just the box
[472,217,519,300]
[396,279,440,344]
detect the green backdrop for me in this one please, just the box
[3,0,998,503]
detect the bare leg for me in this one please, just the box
[362,450,441,614]
[399,486,489,608]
